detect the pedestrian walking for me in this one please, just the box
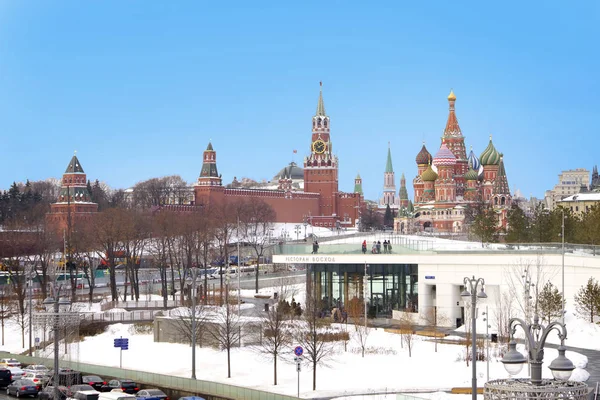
[383,240,389,253]
[362,240,367,254]
[376,240,381,254]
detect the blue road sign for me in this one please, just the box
[114,338,129,349]
[294,346,303,356]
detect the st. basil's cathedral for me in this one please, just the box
[395,90,512,233]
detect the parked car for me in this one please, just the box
[136,389,168,400]
[6,379,40,397]
[23,372,50,387]
[38,385,68,400]
[68,389,101,400]
[52,371,83,387]
[7,367,25,381]
[82,376,107,392]
[98,392,136,400]
[23,365,50,376]
[67,385,96,397]
[0,368,12,388]
[103,380,139,395]
[0,359,21,368]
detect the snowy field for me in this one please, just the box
[0,286,595,400]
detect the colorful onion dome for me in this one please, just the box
[467,147,481,171]
[415,143,432,165]
[465,167,479,181]
[433,143,457,166]
[479,135,501,165]
[448,89,456,101]
[421,164,438,181]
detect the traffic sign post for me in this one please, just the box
[293,346,303,398]
[113,337,129,368]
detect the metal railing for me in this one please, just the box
[0,353,300,400]
[100,300,184,312]
[81,310,159,323]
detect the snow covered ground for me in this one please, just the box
[0,284,595,400]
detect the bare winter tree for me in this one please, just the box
[149,210,177,308]
[0,286,15,346]
[169,305,208,347]
[294,292,336,391]
[208,303,242,378]
[240,198,276,292]
[399,313,416,357]
[347,297,369,357]
[255,304,292,385]
[93,208,128,301]
[504,256,558,322]
[421,306,449,352]
[494,291,514,344]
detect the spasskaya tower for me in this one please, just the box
[304,82,339,220]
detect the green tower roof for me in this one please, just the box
[65,155,85,173]
[385,145,394,173]
[354,173,363,194]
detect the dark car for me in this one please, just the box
[104,380,139,395]
[136,389,168,400]
[82,376,107,392]
[6,379,39,397]
[52,371,82,387]
[68,384,96,397]
[0,368,12,388]
[38,385,68,400]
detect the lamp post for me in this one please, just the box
[28,267,33,356]
[363,263,369,330]
[303,219,308,239]
[43,287,71,400]
[482,306,491,382]
[561,210,565,324]
[186,267,200,379]
[294,224,301,241]
[461,276,487,400]
[501,315,574,385]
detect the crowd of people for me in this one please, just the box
[361,239,393,254]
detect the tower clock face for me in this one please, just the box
[312,140,326,154]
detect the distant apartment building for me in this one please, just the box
[556,192,600,216]
[544,168,589,210]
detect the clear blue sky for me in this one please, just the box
[0,1,598,201]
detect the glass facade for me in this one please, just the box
[310,263,418,318]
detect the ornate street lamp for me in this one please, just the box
[501,315,575,385]
[461,276,487,400]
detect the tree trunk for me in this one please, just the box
[227,347,231,378]
[274,355,277,385]
[255,261,259,293]
[2,320,4,345]
[109,267,117,301]
[312,359,317,390]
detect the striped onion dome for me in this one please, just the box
[421,164,438,181]
[416,144,432,165]
[480,136,501,166]
[467,148,481,171]
[465,167,479,181]
[433,143,457,166]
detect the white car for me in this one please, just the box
[7,366,26,380]
[24,371,50,386]
[23,364,50,375]
[0,358,21,368]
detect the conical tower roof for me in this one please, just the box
[385,144,394,173]
[444,89,462,136]
[315,82,326,117]
[65,154,85,173]
[399,172,408,200]
[354,173,363,194]
[493,155,510,196]
[416,143,432,165]
[206,142,214,151]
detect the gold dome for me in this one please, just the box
[448,89,456,101]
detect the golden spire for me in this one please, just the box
[448,89,456,101]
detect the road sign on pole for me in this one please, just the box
[294,346,303,356]
[114,337,129,368]
[294,355,302,397]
